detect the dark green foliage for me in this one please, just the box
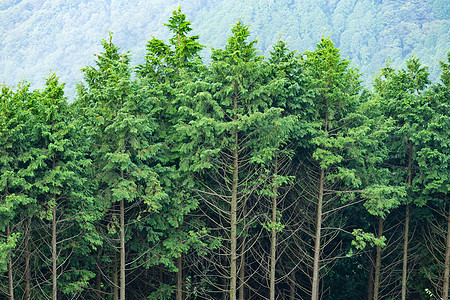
[0,7,449,299]
[0,83,35,273]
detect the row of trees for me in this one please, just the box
[1,8,449,300]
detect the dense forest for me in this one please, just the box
[1,7,450,300]
[1,0,449,99]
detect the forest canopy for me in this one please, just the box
[1,5,450,300]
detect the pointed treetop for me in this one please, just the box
[165,6,193,37]
[211,20,259,64]
[81,32,131,91]
[138,7,203,78]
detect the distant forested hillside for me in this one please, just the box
[2,5,450,299]
[1,0,449,99]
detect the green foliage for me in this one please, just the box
[373,56,432,203]
[78,33,163,208]
[0,232,19,272]
[302,37,363,181]
[262,211,285,233]
[415,52,450,197]
[362,185,407,217]
[138,6,203,81]
[0,7,449,299]
[351,228,386,250]
[59,269,96,296]
[147,283,174,300]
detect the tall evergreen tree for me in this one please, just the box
[373,56,431,300]
[137,7,205,299]
[177,21,294,300]
[76,34,163,300]
[299,37,364,300]
[29,74,98,299]
[414,52,450,299]
[0,83,35,299]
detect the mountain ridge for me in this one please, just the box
[1,0,449,99]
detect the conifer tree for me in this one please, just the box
[29,74,97,299]
[177,21,294,300]
[300,37,364,300]
[414,52,450,299]
[137,8,204,299]
[252,39,310,300]
[0,83,35,299]
[76,34,163,300]
[373,56,431,300]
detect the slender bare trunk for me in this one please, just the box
[230,94,239,300]
[51,139,57,300]
[176,256,183,300]
[7,223,14,300]
[290,270,296,300]
[222,275,227,300]
[367,253,374,300]
[239,242,245,300]
[311,167,325,300]
[230,141,238,300]
[443,203,450,300]
[402,141,413,300]
[25,218,30,300]
[182,255,186,300]
[144,267,149,296]
[113,252,119,300]
[96,263,102,300]
[374,217,383,300]
[120,197,125,300]
[239,201,247,300]
[270,155,279,300]
[401,204,410,300]
[52,203,57,300]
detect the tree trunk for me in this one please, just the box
[50,155,58,300]
[7,223,14,300]
[401,140,413,300]
[176,256,183,300]
[239,201,247,300]
[96,263,102,300]
[222,275,228,300]
[182,256,186,300]
[401,203,410,300]
[144,267,149,297]
[442,203,450,300]
[239,244,245,300]
[120,197,126,300]
[113,252,119,300]
[270,155,279,300]
[25,218,30,300]
[311,167,325,300]
[374,216,384,300]
[230,95,239,300]
[52,201,57,300]
[367,253,374,300]
[290,270,296,300]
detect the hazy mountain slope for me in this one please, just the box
[194,0,449,84]
[0,0,215,98]
[1,0,449,99]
